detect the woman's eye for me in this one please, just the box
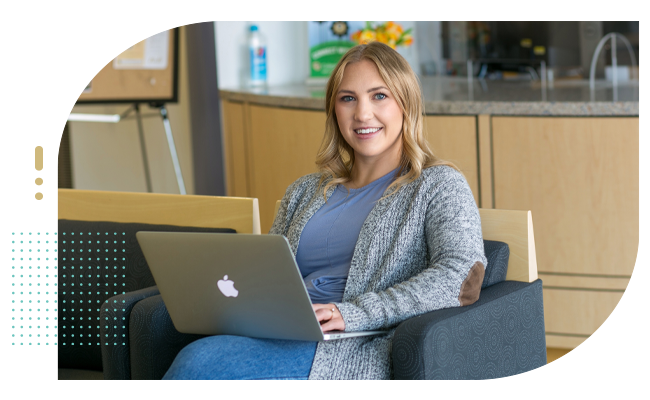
[374,93,387,100]
[341,95,354,102]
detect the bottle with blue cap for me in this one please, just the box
[248,24,267,87]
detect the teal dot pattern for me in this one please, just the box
[10,232,58,346]
[59,230,127,348]
[56,221,228,370]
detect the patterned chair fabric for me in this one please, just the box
[57,220,235,376]
[107,240,541,380]
[392,280,547,379]
[100,285,160,379]
[128,294,206,380]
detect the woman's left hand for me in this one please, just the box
[312,303,345,332]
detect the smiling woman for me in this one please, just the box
[317,41,459,197]
[163,41,486,380]
[333,59,404,187]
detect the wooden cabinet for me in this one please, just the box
[491,116,638,348]
[248,105,326,233]
[222,101,327,232]
[423,116,480,206]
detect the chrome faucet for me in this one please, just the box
[589,33,637,102]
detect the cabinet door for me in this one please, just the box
[492,117,638,347]
[423,116,479,205]
[248,105,326,233]
[492,117,638,275]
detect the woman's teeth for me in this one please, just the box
[355,128,381,134]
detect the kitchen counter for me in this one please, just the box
[220,76,639,116]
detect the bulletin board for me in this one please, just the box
[76,28,179,104]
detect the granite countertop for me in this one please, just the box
[220,76,639,116]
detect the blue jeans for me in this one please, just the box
[162,335,318,380]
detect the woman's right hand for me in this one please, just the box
[312,303,346,332]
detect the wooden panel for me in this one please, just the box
[221,101,249,197]
[58,189,260,234]
[479,208,537,282]
[248,105,326,233]
[545,335,587,349]
[543,287,624,336]
[78,29,177,102]
[492,117,639,276]
[477,115,493,208]
[546,348,641,379]
[423,116,479,205]
[539,273,630,291]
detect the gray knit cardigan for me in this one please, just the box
[269,165,487,380]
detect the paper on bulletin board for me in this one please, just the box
[113,31,169,70]
[56,21,93,92]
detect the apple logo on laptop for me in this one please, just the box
[217,275,239,297]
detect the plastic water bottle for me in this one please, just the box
[248,25,267,87]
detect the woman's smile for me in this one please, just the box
[354,126,382,139]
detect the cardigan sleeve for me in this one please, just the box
[334,168,487,332]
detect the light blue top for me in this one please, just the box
[295,168,398,303]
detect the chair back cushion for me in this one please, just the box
[482,240,510,288]
[57,220,235,371]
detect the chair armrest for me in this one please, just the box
[392,280,547,380]
[100,285,161,380]
[128,294,207,380]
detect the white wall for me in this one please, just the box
[215,21,309,88]
[214,21,421,88]
[415,22,443,75]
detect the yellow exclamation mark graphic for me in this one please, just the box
[35,146,43,200]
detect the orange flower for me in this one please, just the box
[376,31,388,44]
[359,30,376,44]
[385,21,403,37]
[350,22,413,48]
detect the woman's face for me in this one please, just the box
[334,59,404,166]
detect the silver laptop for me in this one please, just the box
[136,231,385,341]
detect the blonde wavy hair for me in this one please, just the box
[316,41,459,199]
